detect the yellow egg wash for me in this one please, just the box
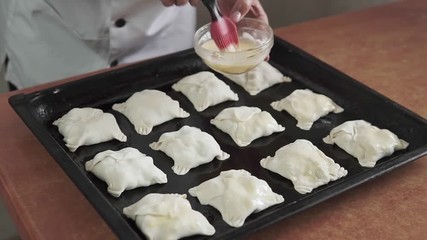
[201,38,257,52]
[201,38,260,74]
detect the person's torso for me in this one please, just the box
[2,0,196,88]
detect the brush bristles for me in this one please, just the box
[210,17,239,50]
[213,35,238,51]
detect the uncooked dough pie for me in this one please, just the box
[323,120,409,167]
[260,139,348,194]
[271,89,344,130]
[149,125,230,175]
[210,106,285,147]
[189,169,284,228]
[52,107,127,152]
[123,193,215,240]
[172,71,239,112]
[112,89,189,135]
[222,61,291,95]
[85,147,167,197]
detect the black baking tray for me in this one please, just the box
[9,37,427,240]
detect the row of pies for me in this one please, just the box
[84,137,352,197]
[82,119,409,197]
[53,62,343,151]
[82,124,407,239]
[52,62,409,239]
[122,169,284,239]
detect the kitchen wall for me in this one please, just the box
[0,0,397,94]
[197,0,398,28]
[0,1,398,239]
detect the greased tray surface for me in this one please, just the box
[9,37,427,240]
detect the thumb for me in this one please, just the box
[229,0,252,22]
[229,0,268,24]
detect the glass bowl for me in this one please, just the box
[194,18,274,74]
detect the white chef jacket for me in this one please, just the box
[0,0,196,89]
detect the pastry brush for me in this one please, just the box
[201,0,239,50]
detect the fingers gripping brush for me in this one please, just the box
[202,0,239,51]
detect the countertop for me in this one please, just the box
[1,0,426,239]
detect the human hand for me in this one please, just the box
[217,0,268,24]
[160,0,268,24]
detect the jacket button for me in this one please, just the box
[115,18,126,28]
[110,59,119,67]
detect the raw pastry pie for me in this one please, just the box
[172,71,239,112]
[323,120,409,167]
[271,89,344,130]
[189,169,284,228]
[210,106,285,147]
[123,193,215,240]
[260,139,348,194]
[149,125,229,175]
[52,107,127,152]
[112,89,189,135]
[222,61,291,95]
[85,147,167,197]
